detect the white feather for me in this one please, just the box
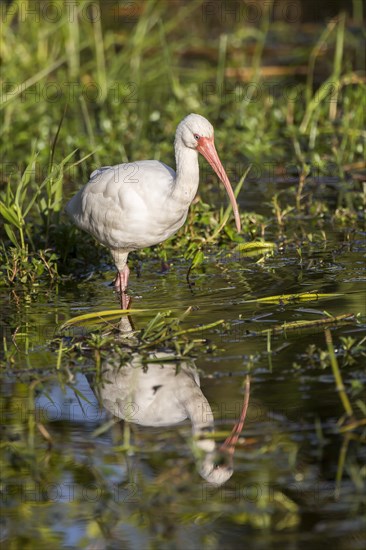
[66,160,188,250]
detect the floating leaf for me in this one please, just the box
[60,308,154,329]
[258,313,355,335]
[245,291,343,305]
[232,241,277,258]
[235,241,276,252]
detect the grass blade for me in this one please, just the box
[245,291,343,305]
[60,308,160,329]
[259,313,356,336]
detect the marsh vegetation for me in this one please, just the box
[1,1,365,548]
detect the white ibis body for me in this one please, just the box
[66,114,241,303]
[100,349,250,486]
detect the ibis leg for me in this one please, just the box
[114,264,130,292]
[111,250,130,309]
[114,264,130,309]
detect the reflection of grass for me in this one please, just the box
[325,328,353,417]
[324,328,366,499]
[58,307,225,362]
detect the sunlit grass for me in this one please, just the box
[1,1,365,288]
[244,291,343,305]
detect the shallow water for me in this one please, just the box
[1,218,365,549]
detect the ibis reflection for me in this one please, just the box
[97,314,250,486]
[36,313,250,486]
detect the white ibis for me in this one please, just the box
[100,348,250,486]
[66,114,241,304]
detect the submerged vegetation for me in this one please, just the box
[1,1,365,548]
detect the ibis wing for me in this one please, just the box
[65,160,177,249]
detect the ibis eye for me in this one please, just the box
[194,134,200,141]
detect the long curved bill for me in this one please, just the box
[198,137,241,232]
[220,375,250,456]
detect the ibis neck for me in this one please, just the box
[176,380,215,452]
[172,143,200,206]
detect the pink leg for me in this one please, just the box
[114,264,130,309]
[114,264,130,292]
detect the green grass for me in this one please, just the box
[1,1,365,288]
[1,5,366,548]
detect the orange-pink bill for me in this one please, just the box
[220,375,250,456]
[198,137,241,232]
